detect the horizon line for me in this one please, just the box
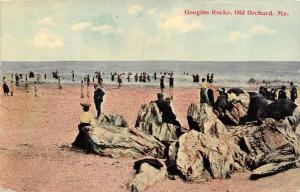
[1,60,300,63]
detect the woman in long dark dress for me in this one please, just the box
[2,77,9,96]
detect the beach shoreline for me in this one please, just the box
[0,83,299,192]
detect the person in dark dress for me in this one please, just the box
[278,86,287,99]
[93,84,105,118]
[155,93,181,136]
[290,82,298,102]
[2,77,9,96]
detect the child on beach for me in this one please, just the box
[9,81,15,96]
[34,81,38,97]
[2,77,9,96]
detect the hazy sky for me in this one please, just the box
[1,0,300,61]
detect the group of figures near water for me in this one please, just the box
[71,85,300,192]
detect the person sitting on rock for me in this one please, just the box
[78,102,95,131]
[227,90,240,103]
[155,93,181,135]
[213,88,230,117]
[278,86,287,100]
[72,102,96,150]
[270,88,277,101]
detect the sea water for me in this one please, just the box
[1,61,299,88]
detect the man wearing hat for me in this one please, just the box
[94,84,105,118]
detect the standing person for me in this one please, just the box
[87,75,90,87]
[153,72,157,80]
[206,73,210,82]
[58,77,62,89]
[290,82,298,102]
[117,74,122,88]
[94,84,105,118]
[160,76,165,93]
[9,81,15,96]
[169,75,174,89]
[199,78,209,104]
[278,86,287,99]
[44,73,47,80]
[34,81,38,97]
[86,83,90,98]
[72,71,75,82]
[37,74,40,83]
[210,73,214,82]
[25,75,28,89]
[15,73,20,87]
[2,77,9,96]
[80,80,84,99]
[97,73,102,85]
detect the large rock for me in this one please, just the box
[129,159,167,192]
[250,160,300,180]
[78,125,165,158]
[187,103,227,135]
[168,130,246,182]
[72,113,165,158]
[288,109,300,136]
[135,102,179,143]
[228,117,300,178]
[218,103,248,126]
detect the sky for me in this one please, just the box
[1,0,300,61]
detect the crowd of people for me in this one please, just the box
[2,70,298,131]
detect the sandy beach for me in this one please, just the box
[0,83,300,192]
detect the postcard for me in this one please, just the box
[0,0,299,191]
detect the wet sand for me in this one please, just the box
[0,83,299,192]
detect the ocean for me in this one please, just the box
[1,61,300,88]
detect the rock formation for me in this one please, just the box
[97,113,128,127]
[129,159,167,192]
[167,130,246,182]
[72,113,165,158]
[187,103,227,135]
[167,103,246,182]
[135,102,180,143]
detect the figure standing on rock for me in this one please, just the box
[155,93,181,136]
[290,82,297,102]
[94,84,105,119]
[199,78,210,105]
